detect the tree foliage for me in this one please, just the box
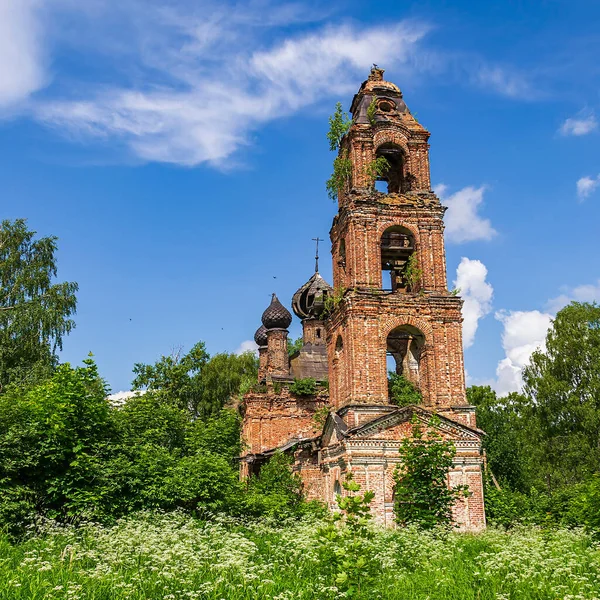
[394,415,468,529]
[388,373,422,407]
[523,302,600,490]
[326,102,351,152]
[132,345,258,418]
[289,377,317,397]
[467,385,531,491]
[0,219,78,391]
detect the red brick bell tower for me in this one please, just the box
[327,66,469,417]
[242,67,486,529]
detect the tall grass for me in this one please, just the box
[1,511,599,600]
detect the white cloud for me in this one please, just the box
[546,279,600,313]
[106,389,145,407]
[435,184,497,243]
[34,20,432,166]
[560,112,597,136]
[21,0,540,167]
[454,257,493,348]
[493,310,553,396]
[236,340,258,355]
[577,174,600,200]
[0,0,46,111]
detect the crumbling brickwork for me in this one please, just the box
[241,67,486,531]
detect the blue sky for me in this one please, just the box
[2,0,599,396]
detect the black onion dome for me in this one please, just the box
[261,293,292,329]
[292,272,333,319]
[254,325,268,347]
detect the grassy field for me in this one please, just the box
[1,512,599,600]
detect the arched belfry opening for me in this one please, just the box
[386,324,424,389]
[381,225,415,292]
[375,143,408,194]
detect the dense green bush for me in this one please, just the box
[0,354,305,536]
[289,377,317,397]
[388,372,422,406]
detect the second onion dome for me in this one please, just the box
[254,324,268,347]
[292,272,333,320]
[261,293,293,329]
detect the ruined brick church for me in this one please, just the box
[240,68,485,529]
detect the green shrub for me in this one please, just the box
[394,415,468,529]
[388,372,422,406]
[289,377,317,397]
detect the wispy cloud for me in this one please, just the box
[435,184,497,243]
[577,174,600,200]
[0,0,46,112]
[546,280,600,313]
[560,112,597,136]
[3,0,542,166]
[35,20,432,166]
[473,65,536,99]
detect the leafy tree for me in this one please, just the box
[327,102,351,151]
[132,345,258,418]
[0,219,78,391]
[394,415,468,529]
[246,451,305,517]
[132,343,209,416]
[186,409,242,461]
[288,336,303,356]
[198,351,258,417]
[523,302,600,490]
[0,357,112,524]
[388,372,422,406]
[467,385,531,491]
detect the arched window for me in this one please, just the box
[335,335,343,354]
[386,324,424,392]
[381,225,415,292]
[375,143,409,194]
[334,479,342,497]
[338,238,346,268]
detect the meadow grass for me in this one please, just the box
[1,511,599,600]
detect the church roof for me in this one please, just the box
[261,293,292,329]
[291,272,333,319]
[254,324,268,347]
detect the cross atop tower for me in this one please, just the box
[312,237,324,273]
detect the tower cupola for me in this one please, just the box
[292,272,333,320]
[261,294,292,330]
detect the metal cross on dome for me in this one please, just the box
[312,237,324,273]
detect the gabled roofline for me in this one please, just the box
[343,404,484,439]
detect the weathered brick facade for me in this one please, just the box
[241,67,486,530]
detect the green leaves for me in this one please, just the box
[327,102,351,152]
[388,372,422,407]
[132,344,258,418]
[523,302,600,491]
[317,473,377,598]
[0,219,78,390]
[325,151,353,201]
[394,415,468,529]
[289,377,317,397]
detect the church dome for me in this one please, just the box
[261,294,292,329]
[292,272,333,319]
[254,324,268,347]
